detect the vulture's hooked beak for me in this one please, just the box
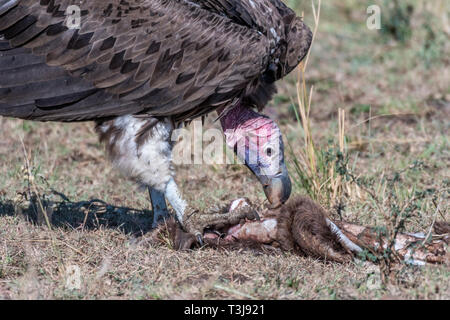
[242,133,292,208]
[251,161,292,209]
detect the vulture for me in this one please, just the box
[0,0,312,242]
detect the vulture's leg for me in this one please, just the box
[96,116,259,241]
[96,116,178,228]
[148,187,169,228]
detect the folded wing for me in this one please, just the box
[0,0,271,122]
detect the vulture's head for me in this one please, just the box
[221,104,292,208]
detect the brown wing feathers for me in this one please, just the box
[0,0,309,122]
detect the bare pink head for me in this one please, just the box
[220,103,291,207]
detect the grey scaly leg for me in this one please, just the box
[148,187,170,228]
[164,177,204,244]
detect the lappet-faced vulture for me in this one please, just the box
[0,0,312,241]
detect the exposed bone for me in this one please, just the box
[334,221,449,266]
[326,218,363,253]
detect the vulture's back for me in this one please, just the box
[0,0,311,122]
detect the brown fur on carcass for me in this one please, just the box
[269,197,351,263]
[149,196,352,263]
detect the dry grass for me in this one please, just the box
[0,0,449,299]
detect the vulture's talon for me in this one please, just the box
[196,233,204,247]
[250,210,261,221]
[235,207,260,223]
[181,208,209,246]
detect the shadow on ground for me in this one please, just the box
[0,192,154,235]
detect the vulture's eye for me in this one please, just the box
[265,147,273,157]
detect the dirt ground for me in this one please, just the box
[0,0,449,299]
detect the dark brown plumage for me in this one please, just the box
[0,0,312,123]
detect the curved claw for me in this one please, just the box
[196,233,204,247]
[251,210,261,221]
[239,206,260,223]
